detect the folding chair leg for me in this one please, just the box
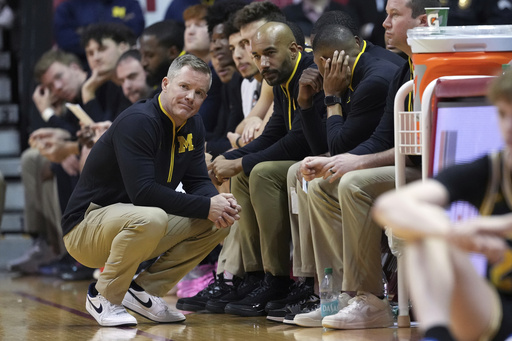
[397,253,411,327]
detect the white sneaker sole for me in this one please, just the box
[322,315,394,330]
[293,317,322,327]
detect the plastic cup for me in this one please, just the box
[425,7,449,28]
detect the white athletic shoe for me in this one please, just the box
[322,292,394,329]
[86,283,137,327]
[122,282,186,323]
[294,292,352,327]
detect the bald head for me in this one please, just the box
[251,22,300,86]
[253,21,296,49]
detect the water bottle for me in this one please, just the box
[320,267,338,317]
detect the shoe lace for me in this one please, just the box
[342,294,368,314]
[99,295,129,316]
[196,271,233,297]
[286,294,318,313]
[246,280,269,298]
[286,280,307,298]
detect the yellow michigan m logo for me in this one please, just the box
[177,134,194,153]
[112,6,126,18]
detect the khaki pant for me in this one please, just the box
[216,221,245,278]
[21,148,63,254]
[64,203,229,304]
[308,166,421,294]
[231,161,295,276]
[287,162,315,278]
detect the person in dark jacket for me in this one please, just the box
[53,0,144,67]
[210,21,324,317]
[293,0,436,329]
[62,54,240,327]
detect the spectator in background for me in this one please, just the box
[54,0,144,67]
[347,0,386,48]
[203,0,247,158]
[282,0,347,42]
[8,50,88,276]
[17,23,135,280]
[115,49,152,104]
[184,4,212,64]
[183,4,224,138]
[138,20,185,90]
[80,22,134,121]
[164,0,211,23]
[164,0,251,23]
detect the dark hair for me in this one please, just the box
[81,22,136,48]
[142,20,185,51]
[408,0,441,18]
[312,10,359,37]
[34,49,82,81]
[116,49,141,68]
[167,54,212,88]
[312,24,355,51]
[224,11,239,39]
[233,1,285,30]
[206,0,247,35]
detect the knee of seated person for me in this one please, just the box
[21,148,40,168]
[249,161,284,185]
[337,170,366,197]
[251,161,273,175]
[306,177,324,198]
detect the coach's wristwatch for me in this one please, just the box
[324,95,342,107]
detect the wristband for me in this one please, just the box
[235,136,241,148]
[41,108,55,122]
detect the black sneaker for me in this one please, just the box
[267,293,319,323]
[176,272,234,311]
[283,297,320,325]
[264,279,314,312]
[266,306,289,322]
[205,273,262,313]
[224,273,292,317]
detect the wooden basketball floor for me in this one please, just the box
[0,271,422,341]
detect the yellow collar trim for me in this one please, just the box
[280,52,302,130]
[349,40,367,91]
[158,94,186,131]
[408,57,414,111]
[283,51,302,92]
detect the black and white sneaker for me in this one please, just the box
[122,281,186,323]
[176,272,234,311]
[265,279,315,312]
[224,273,292,317]
[283,294,320,325]
[267,293,320,323]
[86,282,137,327]
[205,273,260,313]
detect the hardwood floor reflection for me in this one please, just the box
[0,271,421,341]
